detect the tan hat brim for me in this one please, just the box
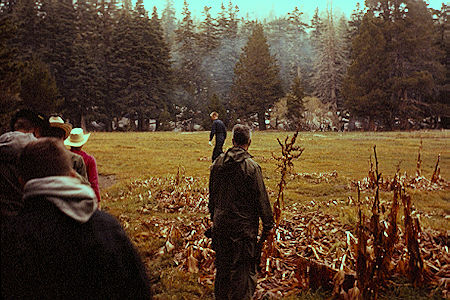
[64,133,90,147]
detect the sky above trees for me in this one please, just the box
[142,0,444,18]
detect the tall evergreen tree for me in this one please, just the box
[150,6,174,129]
[231,23,283,130]
[174,0,203,110]
[96,0,119,130]
[161,0,176,49]
[40,0,78,119]
[20,57,60,115]
[72,0,102,127]
[286,74,306,129]
[209,1,242,100]
[358,0,445,128]
[0,11,23,128]
[311,8,348,111]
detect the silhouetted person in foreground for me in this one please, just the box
[209,124,274,299]
[209,111,227,162]
[1,138,151,299]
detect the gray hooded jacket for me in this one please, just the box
[0,131,36,215]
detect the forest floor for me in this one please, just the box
[85,130,449,299]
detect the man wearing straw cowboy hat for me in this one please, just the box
[65,128,101,204]
[43,116,88,182]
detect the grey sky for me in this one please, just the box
[142,0,445,20]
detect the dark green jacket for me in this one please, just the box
[209,146,274,240]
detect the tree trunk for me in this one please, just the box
[258,110,266,130]
[80,114,86,131]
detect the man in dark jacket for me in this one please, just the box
[209,111,227,162]
[208,124,274,300]
[1,138,151,299]
[0,109,47,216]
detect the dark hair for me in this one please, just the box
[232,124,251,146]
[42,127,66,139]
[13,118,35,132]
[10,109,46,132]
[19,138,72,182]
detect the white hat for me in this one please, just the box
[64,128,91,147]
[49,116,72,139]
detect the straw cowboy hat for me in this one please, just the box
[64,128,91,147]
[49,116,72,139]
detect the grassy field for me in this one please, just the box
[83,130,449,299]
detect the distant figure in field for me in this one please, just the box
[1,138,152,299]
[0,109,47,216]
[65,128,101,205]
[209,112,227,162]
[208,124,274,300]
[43,116,88,182]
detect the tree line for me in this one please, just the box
[0,0,448,131]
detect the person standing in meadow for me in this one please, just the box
[208,124,274,300]
[65,128,101,205]
[209,111,227,162]
[1,138,151,299]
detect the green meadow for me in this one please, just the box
[84,130,449,298]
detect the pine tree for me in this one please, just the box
[150,6,173,124]
[0,12,23,128]
[72,0,102,127]
[433,4,449,125]
[161,0,176,49]
[358,0,445,128]
[19,57,60,115]
[342,11,391,130]
[11,0,43,60]
[198,6,219,55]
[231,23,283,130]
[96,0,119,130]
[174,0,203,109]
[40,0,78,119]
[286,74,305,129]
[209,1,242,100]
[311,8,348,111]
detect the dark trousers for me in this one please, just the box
[213,236,257,300]
[212,137,225,162]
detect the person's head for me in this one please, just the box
[18,138,72,183]
[232,124,251,150]
[44,116,72,140]
[210,112,219,121]
[64,128,91,150]
[10,109,48,136]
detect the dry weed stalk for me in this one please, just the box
[416,140,423,177]
[271,131,304,227]
[355,146,400,299]
[401,191,427,286]
[431,154,441,183]
[263,132,304,273]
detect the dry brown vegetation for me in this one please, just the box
[93,131,449,299]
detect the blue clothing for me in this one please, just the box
[210,119,227,161]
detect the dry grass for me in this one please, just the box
[83,130,449,298]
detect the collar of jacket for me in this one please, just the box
[23,176,97,223]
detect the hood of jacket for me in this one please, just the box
[222,146,252,165]
[0,131,36,162]
[23,176,97,223]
